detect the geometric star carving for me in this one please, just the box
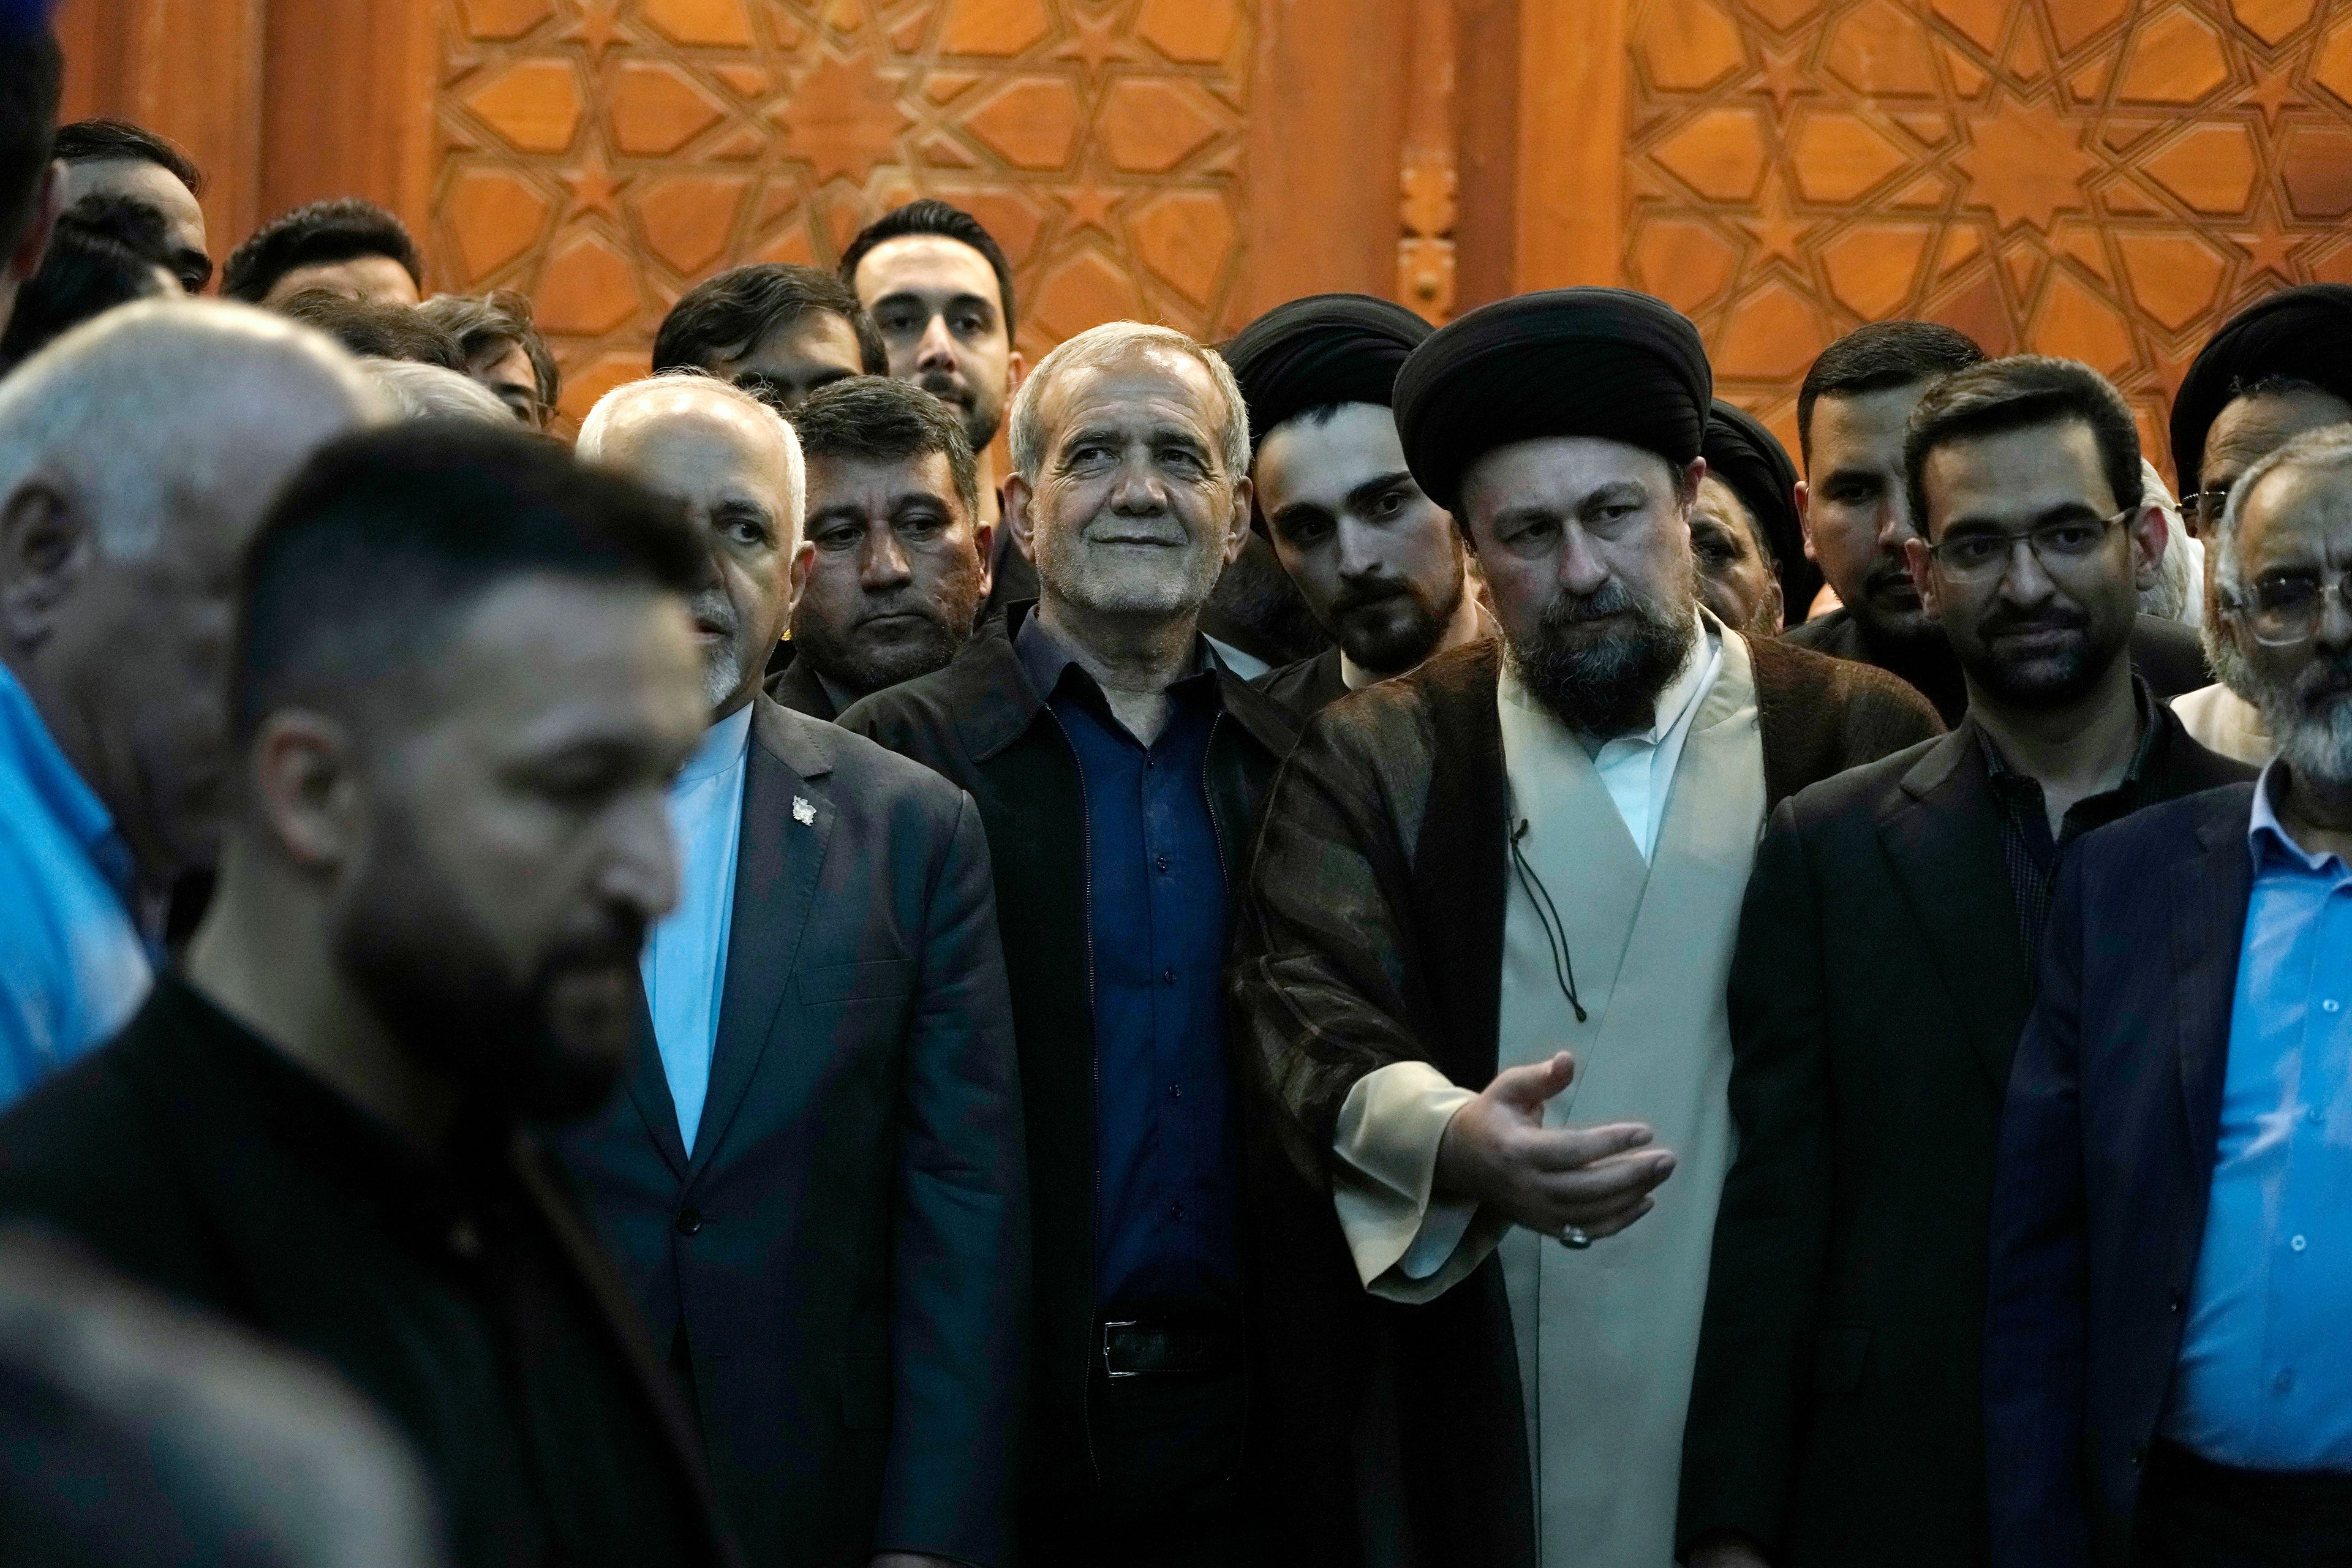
[564,0,625,61]
[1739,172,1814,268]
[777,50,913,186]
[1956,93,2098,232]
[564,151,622,218]
[1750,39,1812,118]
[2231,190,2304,284]
[2244,61,2302,132]
[1055,179,1121,238]
[1055,5,1137,77]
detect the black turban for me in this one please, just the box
[1393,287,1711,513]
[1702,399,1819,622]
[2169,284,2352,496]
[1223,292,1431,454]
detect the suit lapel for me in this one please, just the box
[2172,792,2256,1176]
[620,988,689,1178]
[690,700,834,1175]
[1877,728,2034,1087]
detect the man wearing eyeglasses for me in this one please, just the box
[1681,356,2250,1568]
[1985,422,2352,1568]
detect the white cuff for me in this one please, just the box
[1332,1061,1502,1302]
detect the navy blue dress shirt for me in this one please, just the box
[1017,615,1242,1323]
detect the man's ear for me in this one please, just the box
[1678,456,1707,511]
[2127,501,2169,594]
[1225,475,1254,564]
[971,519,995,597]
[1902,535,1940,621]
[1795,479,1819,564]
[1005,348,1027,395]
[785,539,815,617]
[251,709,365,875]
[0,481,89,654]
[1001,473,1038,563]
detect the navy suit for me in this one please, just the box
[1985,782,2258,1567]
[558,697,1028,1568]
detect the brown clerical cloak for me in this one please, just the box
[1229,635,1939,1568]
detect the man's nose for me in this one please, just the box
[2315,575,2352,652]
[1874,494,1916,553]
[1108,455,1167,514]
[1996,538,2058,606]
[916,314,957,369]
[1334,519,1385,581]
[1558,524,1610,597]
[858,526,913,587]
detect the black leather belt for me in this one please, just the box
[1100,1321,1238,1379]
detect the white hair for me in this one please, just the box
[575,369,805,546]
[357,358,513,424]
[2212,423,2352,604]
[0,298,382,557]
[1007,320,1249,484]
[2135,458,2198,625]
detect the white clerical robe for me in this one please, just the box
[1331,624,1765,1568]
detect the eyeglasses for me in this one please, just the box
[2223,565,2352,646]
[1924,508,2130,579]
[2185,484,2234,532]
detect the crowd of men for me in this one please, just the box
[2,12,2351,1568]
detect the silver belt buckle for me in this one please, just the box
[1101,1319,1140,1379]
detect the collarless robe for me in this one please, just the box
[1492,634,1761,1566]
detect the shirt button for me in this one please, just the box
[1162,968,1177,986]
[2276,1369,2297,1393]
[2310,1106,2327,1126]
[2326,1000,2342,1014]
[675,1207,703,1237]
[1167,1204,1185,1223]
[448,1219,481,1260]
[1168,1082,1183,1101]
[1156,854,1170,873]
[2292,1234,2309,1253]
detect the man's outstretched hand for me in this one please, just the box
[1433,1052,1676,1242]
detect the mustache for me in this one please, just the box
[2292,650,2352,707]
[1978,604,2090,639]
[916,371,971,407]
[1547,579,1650,627]
[1864,554,1917,594]
[1330,578,1416,617]
[687,587,738,638]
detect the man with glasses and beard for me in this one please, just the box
[1986,422,2352,1568]
[1223,293,1490,718]
[0,424,737,1568]
[1679,357,2248,1568]
[1229,288,1940,1568]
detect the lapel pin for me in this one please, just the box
[793,795,816,826]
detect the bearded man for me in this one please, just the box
[1229,288,1942,1568]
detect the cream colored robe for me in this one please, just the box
[2171,680,2274,766]
[1333,631,1765,1568]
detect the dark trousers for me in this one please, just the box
[1022,1367,1261,1568]
[2135,1441,2352,1567]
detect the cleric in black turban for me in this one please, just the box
[1701,398,1819,624]
[2169,282,2352,501]
[1223,292,1431,456]
[1393,286,1711,513]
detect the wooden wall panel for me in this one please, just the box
[431,0,1268,421]
[1623,0,2352,473]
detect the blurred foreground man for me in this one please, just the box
[772,375,992,719]
[2166,285,2352,764]
[568,374,1027,1568]
[1986,424,2352,1568]
[843,322,1297,1566]
[0,301,377,1103]
[1229,288,1940,1568]
[1223,293,1488,718]
[1679,358,2248,1568]
[0,424,735,1568]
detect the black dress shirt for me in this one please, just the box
[0,974,732,1568]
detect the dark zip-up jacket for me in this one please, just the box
[839,601,1300,1501]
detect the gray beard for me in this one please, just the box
[1504,579,1698,738]
[2257,653,2352,786]
[2201,614,2261,703]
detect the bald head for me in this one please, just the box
[0,298,382,885]
[577,373,805,715]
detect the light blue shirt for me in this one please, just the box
[0,665,156,1107]
[641,702,752,1155]
[2168,760,2352,1469]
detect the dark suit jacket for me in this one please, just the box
[558,697,1028,1568]
[762,647,839,720]
[1679,712,2248,1568]
[1984,783,2259,1568]
[1787,609,2208,726]
[839,601,1300,1503]
[0,976,736,1568]
[1227,635,1944,1567]
[1254,647,1349,721]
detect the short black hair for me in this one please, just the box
[792,375,980,521]
[652,263,884,382]
[0,195,174,374]
[274,289,462,369]
[838,198,1017,339]
[234,424,701,744]
[420,290,560,413]
[53,117,202,195]
[1797,320,1985,467]
[1904,354,2144,538]
[0,26,61,260]
[222,198,423,304]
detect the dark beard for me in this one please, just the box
[1958,603,2119,708]
[916,371,1001,451]
[1506,579,1697,737]
[791,568,983,701]
[1329,565,1465,677]
[333,800,644,1125]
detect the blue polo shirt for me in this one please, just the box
[0,665,156,1106]
[1016,614,1241,1323]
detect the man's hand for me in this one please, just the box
[1433,1052,1676,1242]
[1686,1530,1773,1568]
